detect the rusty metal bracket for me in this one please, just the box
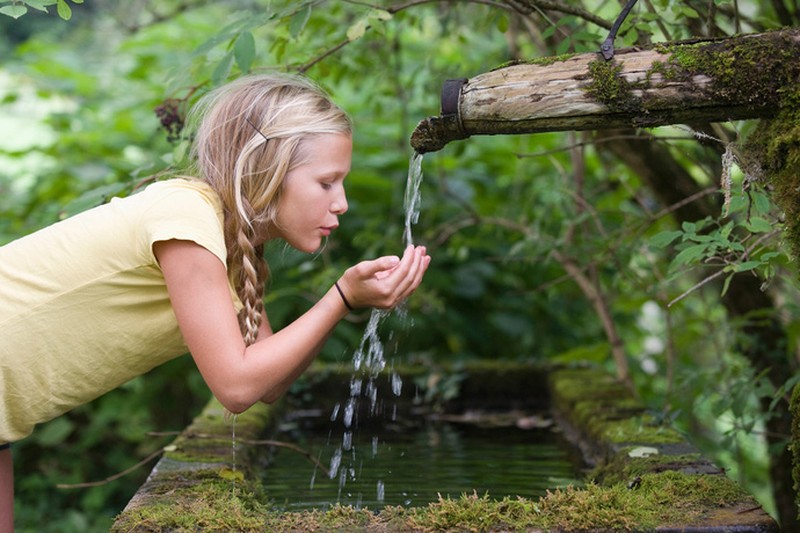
[600,0,639,60]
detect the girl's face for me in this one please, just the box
[270,133,352,252]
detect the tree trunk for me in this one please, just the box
[411,28,800,153]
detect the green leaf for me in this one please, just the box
[672,243,708,266]
[289,3,311,38]
[23,0,53,12]
[721,272,733,297]
[495,13,509,33]
[0,5,28,18]
[233,31,256,73]
[56,0,72,20]
[346,17,368,42]
[649,230,682,248]
[212,51,235,85]
[734,261,762,272]
[746,217,773,233]
[368,8,392,22]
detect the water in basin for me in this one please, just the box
[260,408,583,511]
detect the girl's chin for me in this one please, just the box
[287,238,324,254]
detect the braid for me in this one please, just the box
[227,216,268,346]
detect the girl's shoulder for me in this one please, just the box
[138,177,222,210]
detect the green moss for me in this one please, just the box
[112,469,272,532]
[592,450,709,485]
[791,383,800,517]
[162,400,279,464]
[596,416,685,445]
[549,367,626,403]
[535,471,752,531]
[115,469,757,532]
[742,84,800,260]
[585,30,799,121]
[550,367,685,458]
[492,54,575,71]
[585,59,641,114]
[651,32,797,106]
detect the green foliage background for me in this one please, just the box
[2,0,799,530]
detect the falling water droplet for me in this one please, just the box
[391,372,403,396]
[344,398,356,428]
[329,447,342,480]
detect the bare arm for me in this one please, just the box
[154,240,429,412]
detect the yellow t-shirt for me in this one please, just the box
[0,178,238,442]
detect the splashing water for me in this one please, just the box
[326,152,425,502]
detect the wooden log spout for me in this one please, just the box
[410,28,800,153]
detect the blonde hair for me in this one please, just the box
[188,73,352,345]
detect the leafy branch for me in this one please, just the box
[0,0,83,20]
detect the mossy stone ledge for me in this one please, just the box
[111,363,778,532]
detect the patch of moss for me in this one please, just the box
[742,85,800,260]
[535,471,752,531]
[595,415,685,445]
[550,367,686,468]
[112,469,271,532]
[549,367,627,404]
[115,471,757,532]
[660,32,797,106]
[163,400,278,464]
[592,450,710,485]
[791,383,800,517]
[586,30,799,120]
[585,59,642,114]
[492,54,575,71]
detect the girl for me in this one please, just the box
[0,73,431,529]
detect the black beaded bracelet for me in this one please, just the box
[334,281,354,311]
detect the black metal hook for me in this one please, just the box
[600,0,639,60]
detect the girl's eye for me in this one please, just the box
[321,182,333,190]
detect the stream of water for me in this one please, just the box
[325,151,426,498]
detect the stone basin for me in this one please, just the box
[111,362,778,532]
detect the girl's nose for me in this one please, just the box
[332,189,348,215]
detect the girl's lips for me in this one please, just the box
[320,225,338,236]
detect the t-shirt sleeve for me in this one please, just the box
[138,183,228,267]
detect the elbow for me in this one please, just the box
[214,387,258,415]
[218,397,252,415]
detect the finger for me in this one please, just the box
[378,245,416,284]
[360,255,401,279]
[391,247,426,300]
[405,249,429,297]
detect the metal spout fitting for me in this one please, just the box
[410,78,469,154]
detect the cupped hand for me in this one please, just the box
[337,245,430,309]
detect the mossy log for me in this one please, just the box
[411,28,800,153]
